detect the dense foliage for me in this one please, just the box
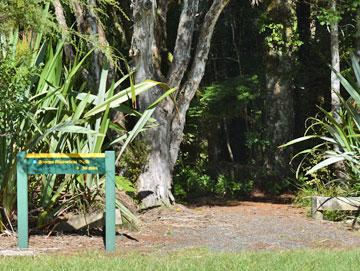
[173,0,360,200]
[0,2,174,231]
[174,75,263,200]
[283,56,360,200]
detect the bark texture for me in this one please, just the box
[264,0,296,179]
[330,0,340,117]
[130,0,230,208]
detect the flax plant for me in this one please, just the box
[0,32,173,231]
[282,56,360,195]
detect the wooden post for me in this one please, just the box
[17,152,28,249]
[16,152,116,251]
[311,197,323,220]
[105,151,116,252]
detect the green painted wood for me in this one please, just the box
[17,152,28,249]
[16,152,116,251]
[105,151,116,252]
[25,157,106,174]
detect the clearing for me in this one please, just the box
[1,200,360,254]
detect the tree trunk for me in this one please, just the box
[264,0,296,179]
[130,0,230,208]
[329,0,344,178]
[330,0,340,117]
[223,118,234,162]
[53,0,74,62]
[71,0,108,90]
[129,0,173,208]
[168,0,230,167]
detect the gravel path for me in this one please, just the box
[1,201,360,254]
[135,201,360,251]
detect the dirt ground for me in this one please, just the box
[2,201,360,254]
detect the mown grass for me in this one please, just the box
[1,248,360,271]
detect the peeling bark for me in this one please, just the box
[130,0,173,208]
[53,0,68,31]
[169,0,230,168]
[167,0,199,89]
[130,0,230,208]
[86,0,102,88]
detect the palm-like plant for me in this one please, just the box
[0,30,174,231]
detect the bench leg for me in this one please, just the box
[312,210,323,220]
[311,197,323,220]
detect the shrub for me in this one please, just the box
[174,166,254,201]
[283,56,360,201]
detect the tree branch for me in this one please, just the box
[180,0,230,106]
[167,0,199,89]
[169,0,230,167]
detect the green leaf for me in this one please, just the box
[55,125,98,134]
[85,80,167,117]
[306,156,345,175]
[148,87,176,109]
[279,135,319,148]
[333,66,360,104]
[93,81,115,153]
[115,108,156,162]
[115,176,135,193]
[351,55,360,86]
[73,93,91,120]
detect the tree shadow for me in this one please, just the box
[180,193,295,208]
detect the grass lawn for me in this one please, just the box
[1,248,360,271]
